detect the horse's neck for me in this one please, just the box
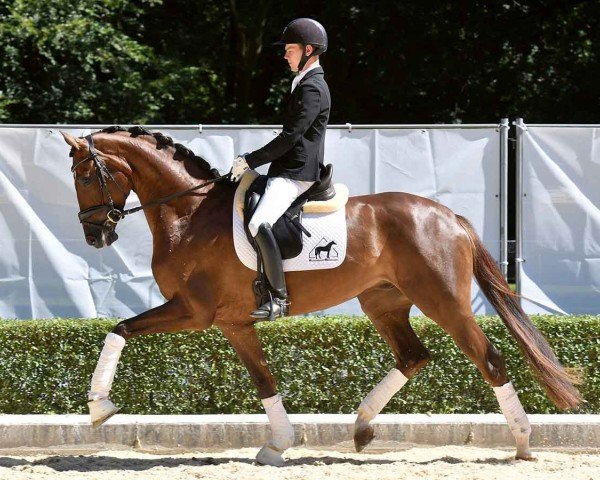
[105,135,214,243]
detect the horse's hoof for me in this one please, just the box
[516,453,537,461]
[88,398,120,428]
[515,440,536,461]
[256,443,285,467]
[353,424,375,452]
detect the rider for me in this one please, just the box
[229,18,331,320]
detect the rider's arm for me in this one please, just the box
[245,84,321,169]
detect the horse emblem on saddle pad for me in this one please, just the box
[310,239,338,261]
[232,166,348,272]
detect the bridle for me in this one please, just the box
[72,134,229,229]
[72,135,127,228]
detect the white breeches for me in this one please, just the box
[248,176,314,237]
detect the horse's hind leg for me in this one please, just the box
[433,310,534,460]
[354,284,430,452]
[391,218,535,460]
[410,280,533,459]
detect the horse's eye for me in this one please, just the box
[78,175,93,187]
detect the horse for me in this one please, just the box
[61,126,580,466]
[314,240,337,259]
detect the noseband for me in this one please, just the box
[71,134,229,229]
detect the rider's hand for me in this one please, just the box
[230,155,250,182]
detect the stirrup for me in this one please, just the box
[251,291,289,321]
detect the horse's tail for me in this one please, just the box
[456,214,581,410]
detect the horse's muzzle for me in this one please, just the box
[84,225,118,248]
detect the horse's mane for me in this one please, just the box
[99,126,220,178]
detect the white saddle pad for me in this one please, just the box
[232,205,347,272]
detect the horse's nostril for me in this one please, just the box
[86,235,97,246]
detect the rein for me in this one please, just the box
[73,134,230,227]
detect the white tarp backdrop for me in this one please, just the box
[520,126,600,314]
[0,126,502,319]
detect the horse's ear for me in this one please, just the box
[60,131,86,150]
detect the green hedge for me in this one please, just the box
[0,315,598,415]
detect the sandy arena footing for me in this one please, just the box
[0,446,599,480]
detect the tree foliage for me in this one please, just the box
[0,0,598,124]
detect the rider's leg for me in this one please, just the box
[248,177,313,319]
[248,176,314,237]
[253,223,287,315]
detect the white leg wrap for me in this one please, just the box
[493,381,532,457]
[358,368,408,422]
[88,333,126,401]
[261,393,294,451]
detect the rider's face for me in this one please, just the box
[284,44,303,72]
[284,43,313,72]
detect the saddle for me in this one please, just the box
[237,164,347,259]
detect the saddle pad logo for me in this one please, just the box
[309,238,339,262]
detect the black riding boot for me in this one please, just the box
[251,223,289,320]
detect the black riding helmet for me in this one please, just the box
[274,18,328,71]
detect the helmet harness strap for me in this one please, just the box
[297,44,314,72]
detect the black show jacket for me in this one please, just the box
[245,67,331,181]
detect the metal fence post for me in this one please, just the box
[498,118,509,280]
[513,118,526,301]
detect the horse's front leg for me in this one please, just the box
[219,323,294,467]
[88,296,195,427]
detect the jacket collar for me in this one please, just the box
[298,66,324,86]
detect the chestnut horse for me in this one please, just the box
[61,127,580,466]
